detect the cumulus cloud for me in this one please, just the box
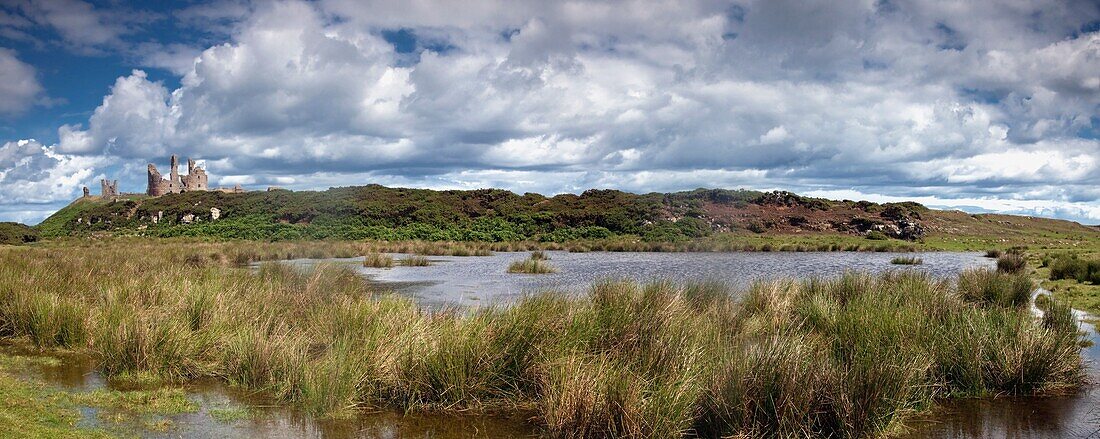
[0,139,105,204]
[3,0,1099,222]
[0,48,43,115]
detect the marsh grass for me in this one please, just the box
[399,255,431,266]
[508,259,557,274]
[890,256,923,265]
[362,253,394,268]
[997,253,1027,273]
[957,268,1033,308]
[0,243,1085,438]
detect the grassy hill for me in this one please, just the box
[32,185,1100,251]
[0,222,38,245]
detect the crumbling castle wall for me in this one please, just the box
[100,179,119,197]
[147,155,209,196]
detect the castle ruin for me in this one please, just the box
[147,155,208,196]
[101,179,119,197]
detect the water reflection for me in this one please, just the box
[907,316,1100,439]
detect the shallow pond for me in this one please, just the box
[277,251,994,307]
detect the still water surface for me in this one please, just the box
[282,251,994,307]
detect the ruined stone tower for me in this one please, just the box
[147,155,209,196]
[100,179,119,197]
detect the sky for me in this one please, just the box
[0,0,1098,225]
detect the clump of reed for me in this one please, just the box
[0,243,1085,438]
[996,253,1027,273]
[957,268,1034,308]
[399,255,431,266]
[362,253,394,268]
[508,258,557,274]
[890,256,923,265]
[530,250,549,260]
[985,249,1003,258]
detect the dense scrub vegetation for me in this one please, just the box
[36,186,936,243]
[0,242,1084,438]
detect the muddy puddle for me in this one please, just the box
[0,342,535,438]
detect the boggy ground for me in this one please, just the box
[0,242,1088,438]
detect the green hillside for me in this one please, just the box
[33,185,1100,250]
[0,222,38,245]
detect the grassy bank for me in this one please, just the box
[0,242,1085,437]
[1032,249,1100,317]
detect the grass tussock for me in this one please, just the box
[508,258,557,274]
[997,253,1027,273]
[0,243,1085,438]
[362,253,393,268]
[399,255,431,266]
[890,256,923,265]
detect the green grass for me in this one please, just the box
[68,388,199,414]
[0,242,1087,438]
[0,348,200,438]
[1032,249,1100,317]
[0,370,111,438]
[209,406,258,423]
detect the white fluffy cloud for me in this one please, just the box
[0,139,105,204]
[0,48,43,115]
[4,0,1100,223]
